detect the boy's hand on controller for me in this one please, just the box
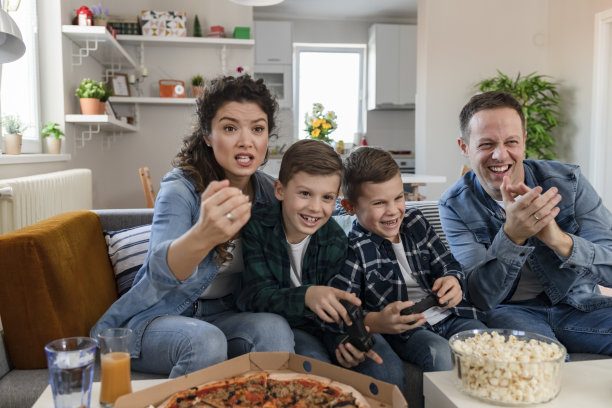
[432,276,462,308]
[336,328,382,368]
[367,301,426,334]
[305,286,360,325]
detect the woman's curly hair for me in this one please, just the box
[172,74,278,266]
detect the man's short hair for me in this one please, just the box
[277,139,343,186]
[459,91,526,142]
[342,147,400,203]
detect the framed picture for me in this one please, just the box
[110,73,130,97]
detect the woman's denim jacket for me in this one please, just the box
[439,160,612,312]
[91,169,276,357]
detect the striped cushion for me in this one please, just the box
[405,201,446,244]
[104,224,151,296]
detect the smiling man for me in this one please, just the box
[439,91,612,356]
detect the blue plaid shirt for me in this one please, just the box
[328,207,484,340]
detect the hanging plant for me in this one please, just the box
[475,70,561,160]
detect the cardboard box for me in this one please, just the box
[114,352,407,407]
[140,10,187,37]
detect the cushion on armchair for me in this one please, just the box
[0,211,118,369]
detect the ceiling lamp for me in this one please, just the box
[0,8,25,63]
[230,0,285,6]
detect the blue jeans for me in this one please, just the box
[486,297,612,356]
[386,317,487,372]
[131,296,295,378]
[293,328,332,363]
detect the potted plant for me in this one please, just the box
[191,74,204,98]
[41,122,65,154]
[475,71,561,160]
[1,114,28,155]
[91,3,109,27]
[75,78,112,115]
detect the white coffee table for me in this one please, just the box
[32,379,167,408]
[424,358,612,407]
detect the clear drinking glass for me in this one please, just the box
[98,328,133,407]
[44,337,96,408]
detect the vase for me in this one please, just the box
[79,98,105,115]
[4,134,22,155]
[45,137,62,154]
[93,18,107,27]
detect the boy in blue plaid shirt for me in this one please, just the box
[329,147,486,372]
[237,139,405,390]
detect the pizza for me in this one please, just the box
[156,371,371,408]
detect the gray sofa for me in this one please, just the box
[0,205,607,408]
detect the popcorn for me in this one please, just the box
[450,331,565,404]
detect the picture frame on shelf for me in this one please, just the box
[110,73,131,97]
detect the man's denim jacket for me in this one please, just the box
[91,169,276,357]
[439,160,612,312]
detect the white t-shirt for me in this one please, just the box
[496,200,544,301]
[200,239,243,299]
[392,240,450,325]
[288,235,312,288]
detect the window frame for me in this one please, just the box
[293,43,366,144]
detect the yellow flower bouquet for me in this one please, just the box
[304,103,337,143]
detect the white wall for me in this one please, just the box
[416,0,612,201]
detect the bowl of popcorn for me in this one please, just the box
[449,329,566,405]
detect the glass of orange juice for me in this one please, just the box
[98,328,133,407]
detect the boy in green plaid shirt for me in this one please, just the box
[237,139,405,390]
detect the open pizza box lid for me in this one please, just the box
[114,352,408,407]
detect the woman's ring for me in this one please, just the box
[226,212,233,221]
[533,213,540,221]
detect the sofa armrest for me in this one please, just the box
[0,211,118,369]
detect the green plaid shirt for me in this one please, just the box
[236,201,348,330]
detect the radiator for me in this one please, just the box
[0,169,93,235]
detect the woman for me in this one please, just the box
[91,75,294,377]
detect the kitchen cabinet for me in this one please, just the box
[253,64,292,109]
[367,24,416,110]
[254,21,292,64]
[254,21,293,109]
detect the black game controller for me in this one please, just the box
[339,299,376,352]
[400,292,449,319]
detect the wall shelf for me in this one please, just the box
[65,114,138,147]
[117,35,254,47]
[65,114,138,132]
[62,25,137,68]
[109,96,196,105]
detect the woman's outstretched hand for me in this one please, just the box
[196,180,252,242]
[168,180,251,281]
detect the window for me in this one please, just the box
[1,1,40,152]
[295,44,365,144]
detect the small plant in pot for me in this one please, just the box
[41,122,65,154]
[76,78,112,115]
[191,74,204,98]
[1,114,27,155]
[91,3,109,26]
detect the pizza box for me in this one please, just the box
[114,352,408,407]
